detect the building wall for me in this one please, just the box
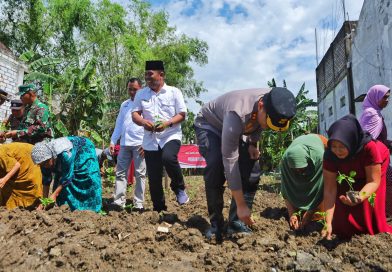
[351,0,392,129]
[318,77,350,136]
[0,49,26,121]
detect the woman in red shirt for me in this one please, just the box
[323,114,392,239]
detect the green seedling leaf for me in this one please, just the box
[98,210,107,216]
[39,197,55,207]
[124,204,134,211]
[336,171,355,191]
[315,211,328,230]
[368,193,376,207]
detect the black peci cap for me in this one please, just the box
[10,99,23,110]
[145,60,164,71]
[263,87,296,131]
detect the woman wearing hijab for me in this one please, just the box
[359,84,392,217]
[281,134,327,230]
[0,143,42,209]
[359,84,391,145]
[323,114,392,239]
[31,136,102,212]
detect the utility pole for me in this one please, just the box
[315,28,319,66]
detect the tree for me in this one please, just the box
[0,0,208,145]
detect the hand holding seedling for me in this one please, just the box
[316,212,332,240]
[289,214,300,230]
[339,194,362,206]
[37,197,55,210]
[290,210,302,230]
[142,119,155,132]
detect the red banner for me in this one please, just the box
[178,144,206,168]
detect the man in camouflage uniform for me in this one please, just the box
[5,83,53,144]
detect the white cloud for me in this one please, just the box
[117,0,364,111]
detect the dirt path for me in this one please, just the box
[0,176,391,271]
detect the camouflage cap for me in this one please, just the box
[17,83,37,96]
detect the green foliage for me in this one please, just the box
[336,171,356,191]
[0,123,9,132]
[105,166,116,185]
[361,191,376,207]
[292,210,304,221]
[1,0,208,145]
[124,203,134,212]
[368,193,376,207]
[314,211,328,230]
[182,110,196,144]
[97,210,107,216]
[39,197,55,208]
[260,79,318,171]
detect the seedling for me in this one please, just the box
[152,115,164,132]
[337,171,361,203]
[336,171,356,191]
[105,167,116,185]
[315,211,328,230]
[39,197,55,209]
[124,204,134,212]
[292,209,304,221]
[361,191,376,207]
[98,210,107,216]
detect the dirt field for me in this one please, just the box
[0,175,391,271]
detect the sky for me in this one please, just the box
[117,0,364,112]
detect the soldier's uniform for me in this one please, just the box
[16,84,54,144]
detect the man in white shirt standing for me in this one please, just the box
[132,60,189,212]
[111,78,146,211]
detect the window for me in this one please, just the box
[328,106,333,116]
[340,96,346,108]
[320,113,324,122]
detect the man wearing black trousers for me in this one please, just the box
[195,87,296,240]
[132,60,189,212]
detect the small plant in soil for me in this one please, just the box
[105,167,116,186]
[39,197,55,209]
[315,211,328,230]
[98,210,107,216]
[292,209,304,221]
[152,115,164,132]
[361,191,376,207]
[337,171,361,203]
[124,204,134,212]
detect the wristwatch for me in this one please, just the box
[168,121,173,128]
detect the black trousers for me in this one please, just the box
[144,140,185,212]
[195,126,258,229]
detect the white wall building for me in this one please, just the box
[0,42,26,121]
[351,0,392,130]
[317,0,392,135]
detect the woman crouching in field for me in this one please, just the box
[0,143,42,209]
[323,114,392,239]
[280,134,327,230]
[31,136,102,212]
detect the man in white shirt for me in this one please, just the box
[132,60,189,212]
[111,78,146,210]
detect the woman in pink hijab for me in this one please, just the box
[359,84,391,217]
[359,85,391,144]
